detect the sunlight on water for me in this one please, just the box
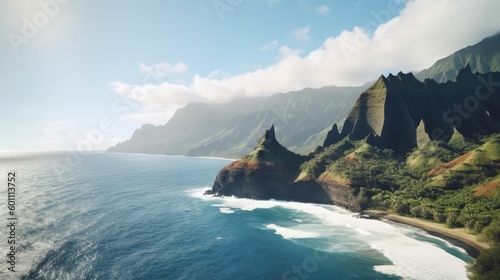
[0,153,471,280]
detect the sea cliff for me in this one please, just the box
[207,67,500,217]
[206,125,363,209]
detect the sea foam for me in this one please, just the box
[266,224,321,239]
[218,207,235,214]
[190,188,469,280]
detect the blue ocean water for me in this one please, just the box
[0,152,472,280]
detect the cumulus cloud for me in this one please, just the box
[260,40,301,60]
[290,26,311,42]
[314,5,331,15]
[109,80,207,123]
[139,62,187,79]
[259,40,280,51]
[278,45,302,59]
[111,0,500,124]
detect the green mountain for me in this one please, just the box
[107,86,363,158]
[209,67,500,229]
[334,65,500,152]
[205,34,500,275]
[416,32,500,82]
[428,135,500,189]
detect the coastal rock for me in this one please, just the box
[209,125,362,210]
[209,67,500,211]
[317,172,360,211]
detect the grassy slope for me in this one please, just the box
[302,134,500,238]
[235,126,500,240]
[428,135,500,188]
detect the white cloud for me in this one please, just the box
[139,62,188,79]
[112,0,500,124]
[109,80,207,123]
[206,70,232,79]
[314,5,331,15]
[290,26,311,42]
[279,45,302,59]
[259,40,280,51]
[260,40,302,60]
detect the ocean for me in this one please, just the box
[0,152,473,280]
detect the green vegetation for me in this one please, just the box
[301,134,500,279]
[415,32,500,83]
[467,245,500,280]
[316,134,500,279]
[314,134,500,237]
[479,216,500,243]
[304,131,500,280]
[299,139,354,180]
[468,204,500,279]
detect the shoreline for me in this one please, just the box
[361,210,490,258]
[107,151,236,161]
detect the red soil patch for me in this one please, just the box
[317,172,350,188]
[473,179,500,197]
[344,154,358,163]
[226,160,272,171]
[428,151,472,177]
[227,160,258,170]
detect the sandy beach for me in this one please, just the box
[362,210,491,255]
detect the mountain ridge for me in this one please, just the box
[208,67,500,213]
[108,32,500,158]
[416,32,500,82]
[334,65,500,152]
[108,85,364,157]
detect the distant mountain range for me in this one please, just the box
[108,32,500,158]
[108,86,364,157]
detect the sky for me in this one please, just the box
[0,0,499,151]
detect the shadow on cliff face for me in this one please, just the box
[206,125,362,211]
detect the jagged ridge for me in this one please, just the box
[208,67,500,211]
[327,65,500,152]
[207,125,362,210]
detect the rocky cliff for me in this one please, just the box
[329,65,500,152]
[208,67,500,211]
[108,33,500,158]
[207,125,362,210]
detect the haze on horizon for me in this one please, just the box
[1,0,499,151]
